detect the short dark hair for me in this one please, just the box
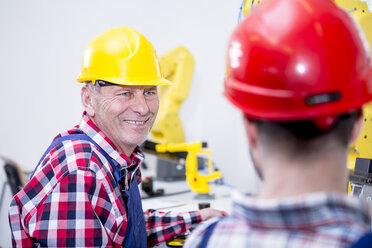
[252,111,360,158]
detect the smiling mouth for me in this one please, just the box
[124,119,148,125]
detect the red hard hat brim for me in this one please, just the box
[224,69,372,121]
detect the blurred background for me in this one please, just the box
[0,1,261,246]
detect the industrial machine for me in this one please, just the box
[153,141,222,194]
[348,103,372,199]
[340,0,372,171]
[337,0,372,199]
[143,47,222,196]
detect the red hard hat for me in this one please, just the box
[225,0,372,123]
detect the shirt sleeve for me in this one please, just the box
[144,208,202,247]
[9,169,127,247]
[9,198,32,247]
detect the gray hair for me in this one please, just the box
[85,82,101,94]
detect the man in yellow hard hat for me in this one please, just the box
[8,27,226,247]
[184,0,372,247]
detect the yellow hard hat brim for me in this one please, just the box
[77,77,173,86]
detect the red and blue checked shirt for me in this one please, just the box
[184,191,371,248]
[9,112,201,247]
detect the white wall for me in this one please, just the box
[0,0,261,218]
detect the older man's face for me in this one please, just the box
[89,84,159,156]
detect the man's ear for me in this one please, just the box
[243,115,259,149]
[81,85,95,117]
[349,112,363,145]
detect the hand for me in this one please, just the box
[199,208,228,221]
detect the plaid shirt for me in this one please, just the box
[184,191,371,248]
[9,112,201,247]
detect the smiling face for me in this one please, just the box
[82,84,159,156]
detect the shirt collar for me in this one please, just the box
[231,190,371,230]
[79,112,144,169]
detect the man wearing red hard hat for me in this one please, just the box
[185,0,372,247]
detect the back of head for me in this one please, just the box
[253,113,359,158]
[225,0,372,153]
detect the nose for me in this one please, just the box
[131,92,150,115]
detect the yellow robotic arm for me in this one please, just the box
[340,0,372,197]
[146,47,222,195]
[335,0,372,55]
[338,0,372,171]
[151,46,194,144]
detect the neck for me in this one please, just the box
[258,149,348,199]
[117,145,135,157]
[88,116,135,157]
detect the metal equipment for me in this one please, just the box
[338,0,372,198]
[142,141,222,195]
[155,142,222,195]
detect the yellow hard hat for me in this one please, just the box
[77,27,172,86]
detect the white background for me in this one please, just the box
[0,1,261,246]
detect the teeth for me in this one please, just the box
[126,120,145,125]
